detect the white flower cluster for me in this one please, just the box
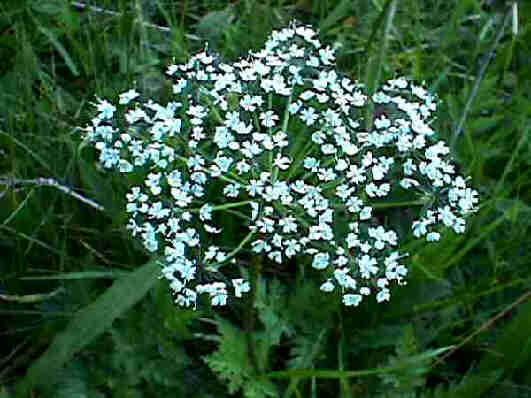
[79,22,479,309]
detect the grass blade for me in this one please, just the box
[364,0,398,130]
[14,257,161,396]
[319,0,352,32]
[19,271,130,280]
[37,25,80,77]
[451,9,511,145]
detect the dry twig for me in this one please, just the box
[0,177,105,212]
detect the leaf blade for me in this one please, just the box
[14,258,161,396]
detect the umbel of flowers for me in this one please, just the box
[79,22,479,310]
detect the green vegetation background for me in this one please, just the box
[0,0,530,397]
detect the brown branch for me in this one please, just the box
[431,290,531,368]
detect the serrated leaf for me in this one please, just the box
[203,317,251,394]
[203,316,277,398]
[287,329,327,369]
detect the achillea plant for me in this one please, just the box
[79,22,479,310]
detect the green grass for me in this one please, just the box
[1,0,530,397]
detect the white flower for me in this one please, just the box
[260,110,279,127]
[426,232,440,242]
[119,89,140,105]
[300,107,318,126]
[359,255,378,278]
[278,216,297,234]
[360,287,371,295]
[296,26,316,40]
[256,217,275,234]
[172,79,187,93]
[320,280,335,292]
[199,204,213,221]
[376,288,390,303]
[79,22,478,310]
[343,294,362,306]
[312,252,330,270]
[360,206,372,220]
[95,98,116,119]
[232,279,250,297]
[274,154,291,170]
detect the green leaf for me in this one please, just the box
[267,346,452,380]
[380,325,430,392]
[478,294,531,374]
[467,114,504,133]
[37,25,79,76]
[0,386,10,398]
[196,8,235,46]
[20,271,130,280]
[77,157,122,217]
[14,258,161,396]
[286,328,327,369]
[203,317,278,398]
[442,371,503,398]
[203,317,251,394]
[364,0,398,129]
[319,0,353,32]
[31,0,64,14]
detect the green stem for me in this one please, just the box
[200,92,224,124]
[175,154,246,185]
[371,199,427,209]
[189,200,253,227]
[298,156,337,182]
[268,93,274,180]
[245,255,262,375]
[281,93,292,132]
[225,229,256,259]
[286,138,315,181]
[204,229,256,271]
[272,93,293,183]
[211,200,254,212]
[364,0,398,131]
[337,307,350,398]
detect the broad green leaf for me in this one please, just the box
[14,258,161,396]
[196,8,235,46]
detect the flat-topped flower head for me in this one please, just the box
[79,21,479,310]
